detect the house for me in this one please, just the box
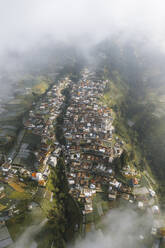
[28,202,39,210]
[108,193,117,200]
[152,205,160,215]
[149,189,156,197]
[85,197,92,204]
[110,179,121,189]
[85,204,93,213]
[31,172,46,186]
[0,187,4,193]
[138,201,144,209]
[68,179,75,185]
[122,193,130,201]
[1,164,11,172]
[48,156,57,167]
[90,184,96,189]
[43,166,50,178]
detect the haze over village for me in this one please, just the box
[0,1,165,248]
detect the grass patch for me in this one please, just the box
[86,193,111,225]
[0,203,7,211]
[32,82,49,95]
[7,207,45,241]
[9,191,31,200]
[8,181,24,192]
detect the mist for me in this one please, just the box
[0,0,165,99]
[1,0,165,52]
[0,1,165,246]
[70,207,153,248]
[1,0,165,61]
[10,207,153,248]
[10,219,47,248]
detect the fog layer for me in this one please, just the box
[1,0,165,55]
[70,207,153,248]
[0,0,165,98]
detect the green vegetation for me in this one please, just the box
[32,81,49,95]
[7,205,45,241]
[86,192,110,225]
[45,81,82,247]
[94,40,165,206]
[38,158,82,248]
[99,61,162,202]
[0,204,6,211]
[6,159,81,247]
[102,76,145,168]
[55,86,72,145]
[0,73,54,155]
[9,191,31,200]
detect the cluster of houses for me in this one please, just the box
[63,69,126,214]
[0,78,70,225]
[61,69,165,244]
[21,78,71,185]
[0,77,71,248]
[0,67,164,246]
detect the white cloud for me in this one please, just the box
[0,0,165,53]
[70,207,153,248]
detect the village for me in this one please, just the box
[62,69,165,242]
[0,68,164,247]
[0,77,70,247]
[63,68,124,213]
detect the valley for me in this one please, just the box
[0,65,164,248]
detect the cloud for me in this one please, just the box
[1,0,165,55]
[10,219,47,248]
[0,1,165,102]
[70,206,153,248]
